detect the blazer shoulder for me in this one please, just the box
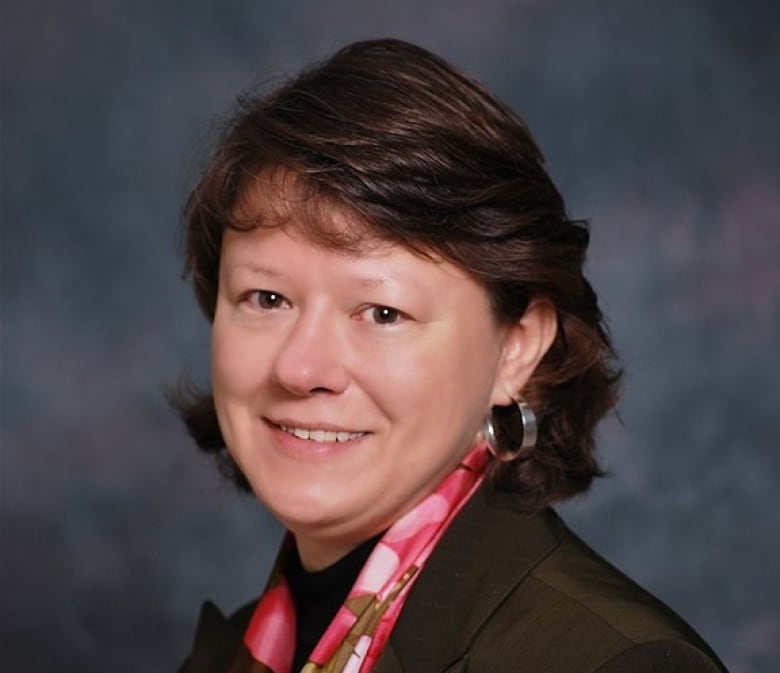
[531,527,711,645]
[593,639,727,673]
[464,514,727,672]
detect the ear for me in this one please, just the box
[490,298,558,406]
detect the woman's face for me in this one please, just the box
[211,200,516,568]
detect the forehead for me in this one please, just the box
[230,169,386,255]
[219,224,492,316]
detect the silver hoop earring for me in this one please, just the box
[515,398,538,451]
[482,397,538,461]
[482,415,499,455]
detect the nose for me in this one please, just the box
[272,306,350,396]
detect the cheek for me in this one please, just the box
[436,327,503,420]
[367,323,501,424]
[211,324,263,401]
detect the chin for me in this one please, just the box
[259,486,357,530]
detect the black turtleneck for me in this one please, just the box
[286,535,382,672]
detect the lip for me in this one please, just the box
[278,424,366,443]
[264,418,369,459]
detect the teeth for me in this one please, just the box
[280,425,363,442]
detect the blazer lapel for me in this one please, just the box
[374,640,468,673]
[384,485,565,673]
[372,641,405,673]
[180,601,245,673]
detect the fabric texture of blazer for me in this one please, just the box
[179,484,727,673]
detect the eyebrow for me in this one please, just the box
[354,276,393,288]
[229,262,283,277]
[230,262,396,288]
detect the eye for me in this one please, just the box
[363,305,405,325]
[244,290,290,310]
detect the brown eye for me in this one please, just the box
[371,306,401,324]
[249,290,287,309]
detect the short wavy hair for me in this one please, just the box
[173,38,621,512]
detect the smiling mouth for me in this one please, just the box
[277,424,366,443]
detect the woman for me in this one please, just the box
[175,39,726,673]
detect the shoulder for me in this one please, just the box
[528,525,705,644]
[464,504,727,672]
[401,485,728,672]
[590,639,726,672]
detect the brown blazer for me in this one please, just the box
[180,485,727,673]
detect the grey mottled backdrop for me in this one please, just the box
[2,1,778,672]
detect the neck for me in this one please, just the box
[294,534,366,572]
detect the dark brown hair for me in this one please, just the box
[173,38,621,511]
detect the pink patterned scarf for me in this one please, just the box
[233,443,490,673]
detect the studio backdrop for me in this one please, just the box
[2,2,778,672]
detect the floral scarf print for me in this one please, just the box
[231,443,490,673]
